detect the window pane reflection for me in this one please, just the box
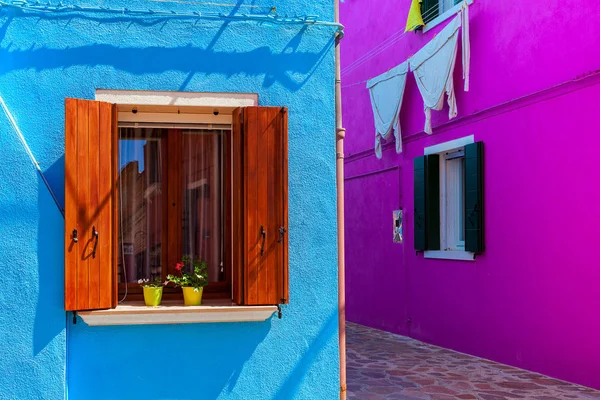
[118,128,163,283]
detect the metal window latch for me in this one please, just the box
[91,226,99,259]
[278,226,287,243]
[72,229,78,243]
[260,226,266,256]
[277,304,282,319]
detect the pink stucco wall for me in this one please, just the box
[341,0,600,389]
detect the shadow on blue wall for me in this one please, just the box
[275,311,339,399]
[34,173,65,356]
[68,319,272,399]
[0,13,333,91]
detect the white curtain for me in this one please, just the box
[367,61,409,159]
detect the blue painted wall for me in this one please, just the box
[0,1,339,398]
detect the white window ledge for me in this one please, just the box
[423,0,474,33]
[424,250,475,261]
[78,300,278,326]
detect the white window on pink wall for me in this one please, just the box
[423,135,475,261]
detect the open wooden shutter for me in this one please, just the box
[232,107,288,306]
[414,154,440,251]
[464,141,484,253]
[65,98,118,311]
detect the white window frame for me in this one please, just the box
[423,0,473,33]
[424,135,475,261]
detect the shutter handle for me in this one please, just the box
[415,212,422,229]
[467,203,479,226]
[278,226,287,243]
[260,226,266,256]
[91,226,99,259]
[72,229,78,243]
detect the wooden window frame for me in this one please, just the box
[66,93,288,311]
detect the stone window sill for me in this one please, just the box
[424,250,475,261]
[78,299,278,326]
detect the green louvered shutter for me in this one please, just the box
[414,157,427,251]
[425,155,440,250]
[414,155,440,251]
[421,0,439,24]
[464,142,484,253]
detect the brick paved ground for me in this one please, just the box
[346,322,600,400]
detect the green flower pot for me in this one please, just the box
[182,286,203,306]
[143,287,163,307]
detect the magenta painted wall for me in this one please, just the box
[341,0,600,389]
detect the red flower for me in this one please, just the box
[175,262,184,271]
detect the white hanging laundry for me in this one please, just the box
[461,2,470,92]
[409,2,470,134]
[366,61,409,159]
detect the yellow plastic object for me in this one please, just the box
[182,287,204,306]
[405,0,425,32]
[143,287,163,307]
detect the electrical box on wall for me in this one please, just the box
[393,210,403,243]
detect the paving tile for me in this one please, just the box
[346,322,600,400]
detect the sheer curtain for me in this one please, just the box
[182,130,223,282]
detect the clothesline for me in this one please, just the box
[341,3,439,77]
[342,79,369,89]
[365,2,470,158]
[0,0,345,34]
[341,30,410,76]
[148,0,268,8]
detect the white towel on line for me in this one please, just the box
[409,2,470,134]
[366,61,409,159]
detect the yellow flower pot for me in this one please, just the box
[182,286,203,306]
[143,287,163,307]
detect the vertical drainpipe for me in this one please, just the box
[334,0,347,399]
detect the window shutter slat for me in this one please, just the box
[464,141,484,253]
[425,154,441,251]
[64,98,118,311]
[232,107,288,306]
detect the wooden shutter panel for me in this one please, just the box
[414,155,440,251]
[65,98,118,311]
[232,107,288,306]
[464,141,484,253]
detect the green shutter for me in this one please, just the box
[414,157,426,251]
[464,142,484,253]
[421,0,439,24]
[414,155,440,251]
[425,155,440,250]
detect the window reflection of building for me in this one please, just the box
[118,129,163,283]
[117,128,225,285]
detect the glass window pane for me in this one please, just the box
[446,156,465,249]
[181,130,224,283]
[118,128,164,283]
